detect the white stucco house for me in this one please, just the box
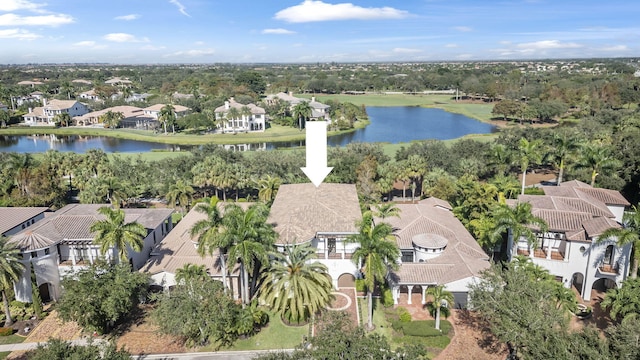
[7,204,174,303]
[22,99,89,126]
[142,104,190,120]
[0,207,49,237]
[264,92,331,122]
[506,180,631,301]
[214,98,266,133]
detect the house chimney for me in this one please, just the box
[28,107,32,114]
[42,98,47,106]
[225,101,230,110]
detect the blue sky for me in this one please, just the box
[0,0,638,64]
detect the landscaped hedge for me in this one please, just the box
[382,288,394,308]
[0,327,14,336]
[401,320,452,337]
[355,279,365,292]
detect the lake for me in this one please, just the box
[0,107,496,153]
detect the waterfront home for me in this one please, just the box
[214,98,266,133]
[506,180,631,301]
[22,99,89,126]
[143,104,190,120]
[74,105,157,129]
[7,204,173,302]
[264,92,331,122]
[0,207,49,237]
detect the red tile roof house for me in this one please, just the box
[506,180,631,301]
[264,92,331,122]
[214,98,266,133]
[22,99,89,126]
[6,204,173,303]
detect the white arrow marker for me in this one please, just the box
[301,121,333,187]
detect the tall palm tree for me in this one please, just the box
[159,104,176,134]
[551,132,580,185]
[89,207,147,264]
[347,214,400,329]
[190,197,230,293]
[224,203,277,305]
[405,155,427,201]
[165,180,194,216]
[488,144,513,176]
[517,138,544,195]
[425,285,454,330]
[292,101,312,130]
[372,202,401,220]
[575,143,621,187]
[493,202,548,254]
[598,205,640,278]
[53,113,72,127]
[0,237,25,326]
[175,263,209,284]
[259,243,333,324]
[254,175,282,204]
[240,106,252,131]
[99,110,124,129]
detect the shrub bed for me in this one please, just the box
[0,328,14,336]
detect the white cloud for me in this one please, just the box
[0,0,44,12]
[453,26,472,32]
[103,33,149,43]
[141,45,166,50]
[169,0,190,17]
[598,45,629,52]
[516,40,582,50]
[392,47,422,53]
[115,14,140,21]
[262,28,296,35]
[444,43,458,48]
[275,0,409,23]
[0,28,40,40]
[0,13,74,27]
[163,49,215,57]
[73,40,107,49]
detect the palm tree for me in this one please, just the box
[425,285,454,330]
[224,203,277,305]
[292,101,312,129]
[190,197,230,293]
[175,263,209,284]
[517,138,544,195]
[89,207,147,264]
[575,143,621,187]
[488,144,513,176]
[159,104,176,134]
[254,175,282,204]
[259,243,333,324]
[601,278,640,321]
[240,106,252,131]
[121,86,134,102]
[493,202,548,254]
[226,107,241,133]
[59,81,73,100]
[551,132,580,185]
[405,155,427,201]
[165,180,194,216]
[53,113,72,127]
[99,110,124,129]
[598,205,640,278]
[347,214,400,329]
[372,202,401,220]
[0,237,25,326]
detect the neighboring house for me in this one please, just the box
[172,92,194,100]
[74,105,157,129]
[71,79,92,85]
[17,80,44,87]
[105,77,132,87]
[506,180,631,301]
[22,99,89,126]
[79,89,101,101]
[7,204,174,303]
[264,92,331,122]
[0,207,49,237]
[383,198,490,307]
[140,206,241,298]
[125,93,152,103]
[143,104,190,120]
[214,98,266,132]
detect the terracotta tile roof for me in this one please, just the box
[214,99,265,114]
[143,104,190,112]
[43,99,79,111]
[8,231,56,251]
[267,184,362,245]
[7,204,173,249]
[531,209,592,232]
[141,207,239,277]
[582,217,621,238]
[383,198,490,286]
[575,188,630,206]
[0,207,49,235]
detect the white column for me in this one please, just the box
[88,246,94,264]
[407,285,414,304]
[324,239,328,259]
[69,245,76,266]
[393,286,399,305]
[421,285,427,304]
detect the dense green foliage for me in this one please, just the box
[0,237,25,326]
[57,263,149,334]
[25,338,130,360]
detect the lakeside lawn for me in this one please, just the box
[300,94,455,107]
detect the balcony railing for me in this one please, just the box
[517,248,565,261]
[599,264,618,274]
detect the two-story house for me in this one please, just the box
[214,98,266,133]
[0,207,49,237]
[264,92,331,122]
[506,180,631,301]
[142,104,190,120]
[22,99,89,126]
[7,204,174,303]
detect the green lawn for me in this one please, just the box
[108,151,193,161]
[217,314,308,351]
[300,94,455,107]
[0,334,25,345]
[0,351,11,359]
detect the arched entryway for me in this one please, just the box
[38,283,51,303]
[337,273,355,288]
[572,272,584,295]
